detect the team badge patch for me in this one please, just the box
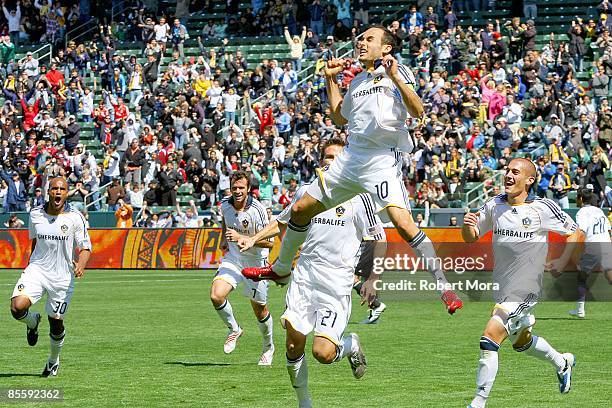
[242,219,249,228]
[335,206,345,217]
[61,224,69,233]
[17,284,24,291]
[373,75,382,84]
[522,217,532,228]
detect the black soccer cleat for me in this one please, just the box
[27,313,42,346]
[42,360,60,377]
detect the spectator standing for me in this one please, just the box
[284,26,307,72]
[176,200,201,227]
[523,0,537,20]
[2,0,21,47]
[309,0,324,36]
[115,199,134,228]
[354,0,369,25]
[333,0,352,28]
[0,168,27,212]
[106,177,126,211]
[549,163,572,208]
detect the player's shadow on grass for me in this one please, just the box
[0,373,43,377]
[164,361,233,367]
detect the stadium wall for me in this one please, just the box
[0,228,576,270]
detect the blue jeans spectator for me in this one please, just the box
[310,20,323,36]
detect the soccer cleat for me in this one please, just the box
[41,360,59,377]
[360,302,387,324]
[27,312,42,346]
[223,327,243,354]
[557,353,575,394]
[258,345,275,366]
[568,309,585,318]
[348,333,367,379]
[241,263,291,284]
[441,290,463,315]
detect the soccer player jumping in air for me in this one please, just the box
[235,138,385,407]
[462,158,581,408]
[10,177,92,377]
[243,25,462,314]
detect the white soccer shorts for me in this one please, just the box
[11,265,74,320]
[493,301,538,338]
[281,266,352,345]
[213,257,269,305]
[307,146,410,213]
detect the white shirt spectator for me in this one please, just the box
[3,4,21,33]
[222,92,241,113]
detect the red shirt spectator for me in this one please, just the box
[21,98,39,131]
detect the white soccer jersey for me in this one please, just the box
[221,195,270,262]
[278,186,384,296]
[340,63,416,152]
[476,195,578,302]
[28,204,92,281]
[576,205,611,260]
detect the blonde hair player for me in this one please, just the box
[462,158,583,408]
[10,177,92,377]
[242,24,463,315]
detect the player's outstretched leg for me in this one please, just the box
[42,317,64,377]
[353,280,386,324]
[210,280,242,354]
[10,296,41,347]
[242,194,327,282]
[286,323,311,408]
[251,301,274,366]
[517,334,575,394]
[386,207,463,314]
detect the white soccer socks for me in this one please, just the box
[258,313,274,350]
[274,220,310,274]
[287,353,311,407]
[334,334,357,362]
[409,231,449,290]
[524,335,566,371]
[471,336,500,408]
[49,330,65,365]
[215,300,240,332]
[17,310,40,329]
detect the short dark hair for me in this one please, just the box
[362,24,400,55]
[230,170,251,188]
[322,137,346,153]
[577,188,596,206]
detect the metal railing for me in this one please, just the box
[64,0,131,48]
[85,180,113,211]
[465,170,504,208]
[18,43,53,67]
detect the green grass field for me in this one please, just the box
[0,269,610,407]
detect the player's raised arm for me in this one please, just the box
[382,55,424,118]
[324,58,348,126]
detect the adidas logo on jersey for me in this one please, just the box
[511,208,518,214]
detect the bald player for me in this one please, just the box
[462,158,582,408]
[10,177,92,377]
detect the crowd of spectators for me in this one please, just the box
[0,0,610,229]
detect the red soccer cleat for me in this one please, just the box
[441,290,463,315]
[242,263,291,283]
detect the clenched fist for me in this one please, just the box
[324,58,345,80]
